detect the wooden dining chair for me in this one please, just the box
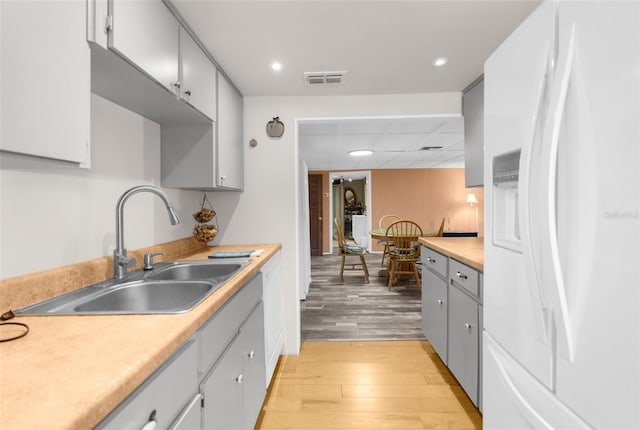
[385,220,422,289]
[334,218,369,283]
[377,214,401,266]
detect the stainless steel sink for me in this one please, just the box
[16,259,249,315]
[73,280,215,314]
[146,261,246,282]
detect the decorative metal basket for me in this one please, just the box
[192,194,218,243]
[193,224,218,242]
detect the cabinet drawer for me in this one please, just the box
[199,274,262,374]
[421,246,447,278]
[97,339,198,430]
[449,259,479,297]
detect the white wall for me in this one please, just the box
[0,94,203,278]
[211,92,461,355]
[0,91,460,355]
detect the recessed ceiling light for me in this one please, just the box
[271,62,282,71]
[432,57,448,67]
[349,150,373,157]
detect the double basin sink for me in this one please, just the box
[17,260,249,315]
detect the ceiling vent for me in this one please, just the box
[304,71,348,85]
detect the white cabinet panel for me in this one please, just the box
[262,250,283,386]
[1,0,90,165]
[179,27,216,121]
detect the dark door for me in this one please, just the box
[308,174,323,256]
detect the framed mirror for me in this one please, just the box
[344,187,357,207]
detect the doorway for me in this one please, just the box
[308,174,323,256]
[329,171,372,254]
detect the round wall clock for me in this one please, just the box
[266,117,285,138]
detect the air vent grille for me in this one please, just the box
[304,71,348,85]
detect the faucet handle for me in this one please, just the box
[143,253,164,270]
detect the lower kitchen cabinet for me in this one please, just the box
[421,266,448,364]
[97,271,269,430]
[201,302,265,430]
[447,284,480,405]
[421,245,483,409]
[96,339,199,430]
[169,393,203,430]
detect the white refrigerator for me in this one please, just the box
[483,1,639,428]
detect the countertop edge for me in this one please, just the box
[0,242,282,430]
[419,237,484,272]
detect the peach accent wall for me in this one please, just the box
[314,168,484,254]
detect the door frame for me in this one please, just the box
[328,171,372,254]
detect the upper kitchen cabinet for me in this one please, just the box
[108,0,180,95]
[0,0,90,165]
[216,71,244,190]
[463,77,484,187]
[179,27,217,121]
[161,71,244,191]
[89,0,216,124]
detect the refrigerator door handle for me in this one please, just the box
[519,41,552,344]
[540,23,577,362]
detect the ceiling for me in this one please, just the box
[299,116,464,170]
[170,0,541,169]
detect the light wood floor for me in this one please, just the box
[255,341,482,430]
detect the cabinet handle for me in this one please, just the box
[248,350,255,359]
[427,257,436,263]
[172,81,181,89]
[464,323,472,330]
[184,90,192,97]
[236,374,244,384]
[456,271,468,280]
[140,410,157,430]
[437,299,444,306]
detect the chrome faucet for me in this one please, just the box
[113,185,181,279]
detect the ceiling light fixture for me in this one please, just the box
[432,57,448,67]
[271,62,282,71]
[349,150,373,157]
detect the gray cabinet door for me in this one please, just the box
[240,303,266,429]
[1,0,90,165]
[463,78,484,187]
[201,301,266,430]
[109,0,179,93]
[179,27,217,121]
[201,335,244,430]
[216,71,244,190]
[422,269,448,364]
[448,285,479,405]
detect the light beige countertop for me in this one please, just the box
[419,237,484,272]
[0,239,281,430]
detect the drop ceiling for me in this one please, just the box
[299,116,464,170]
[170,0,541,169]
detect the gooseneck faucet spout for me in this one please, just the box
[113,185,181,279]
